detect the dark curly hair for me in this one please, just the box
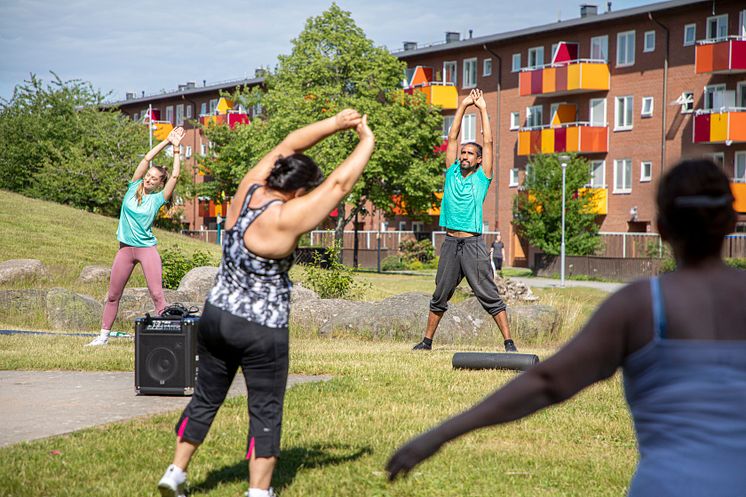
[266,153,324,192]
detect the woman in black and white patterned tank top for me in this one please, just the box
[158,110,375,497]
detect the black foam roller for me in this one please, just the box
[452,352,540,371]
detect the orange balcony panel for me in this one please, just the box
[541,128,554,154]
[579,63,610,91]
[410,66,433,87]
[579,126,608,153]
[518,131,531,155]
[728,112,746,141]
[695,43,715,73]
[519,71,532,96]
[710,113,728,142]
[542,67,556,94]
[578,187,608,215]
[565,126,579,152]
[731,183,746,213]
[430,85,458,109]
[530,130,542,154]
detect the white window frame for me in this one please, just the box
[707,152,725,169]
[398,221,407,231]
[681,91,695,113]
[509,168,519,187]
[132,112,139,122]
[442,115,455,139]
[528,46,544,69]
[684,24,696,46]
[613,159,632,194]
[412,221,424,232]
[510,112,520,130]
[640,161,652,182]
[444,61,457,85]
[461,114,477,143]
[590,98,607,126]
[643,30,655,52]
[615,96,634,131]
[736,81,746,108]
[735,151,746,183]
[200,143,207,156]
[483,58,493,77]
[641,96,654,118]
[616,30,636,67]
[590,35,609,62]
[185,104,193,119]
[209,99,218,114]
[511,53,521,72]
[706,14,728,41]
[589,160,606,188]
[185,145,192,159]
[200,102,207,115]
[165,106,174,124]
[526,105,543,129]
[176,104,184,125]
[704,84,726,111]
[463,58,477,89]
[741,10,746,38]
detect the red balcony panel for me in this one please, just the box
[555,65,568,93]
[693,114,711,143]
[554,127,567,152]
[733,40,746,71]
[530,130,542,154]
[531,70,543,95]
[713,42,731,72]
[227,113,249,129]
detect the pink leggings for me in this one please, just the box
[102,245,167,330]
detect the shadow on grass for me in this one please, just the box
[193,443,373,493]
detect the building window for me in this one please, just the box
[511,53,521,72]
[132,112,139,122]
[613,159,632,193]
[509,168,519,187]
[615,96,633,130]
[589,160,606,187]
[684,24,696,46]
[640,161,652,182]
[735,151,746,183]
[442,115,455,138]
[616,31,635,67]
[200,143,207,156]
[510,112,520,130]
[165,106,174,124]
[704,84,726,111]
[412,222,424,232]
[643,30,655,52]
[444,61,457,85]
[186,104,193,119]
[641,97,654,118]
[590,98,607,126]
[706,14,728,41]
[738,81,746,108]
[590,35,608,62]
[526,105,543,129]
[176,104,184,125]
[681,91,694,113]
[483,58,492,77]
[706,152,724,168]
[461,114,476,142]
[209,99,218,114]
[741,10,746,37]
[200,102,207,115]
[528,46,544,68]
[185,146,192,159]
[463,58,477,88]
[398,221,407,231]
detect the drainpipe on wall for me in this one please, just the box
[483,44,502,239]
[648,12,669,177]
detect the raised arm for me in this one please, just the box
[132,138,172,182]
[473,89,493,179]
[276,115,375,235]
[240,110,362,188]
[162,127,186,201]
[445,94,474,167]
[386,282,644,481]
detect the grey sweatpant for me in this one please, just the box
[430,235,507,315]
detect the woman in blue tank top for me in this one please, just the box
[388,159,746,496]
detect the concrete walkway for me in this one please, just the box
[512,276,623,293]
[0,371,330,447]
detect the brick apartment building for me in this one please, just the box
[109,0,746,265]
[395,0,746,264]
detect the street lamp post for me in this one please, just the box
[558,154,570,288]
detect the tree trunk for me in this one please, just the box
[334,201,346,263]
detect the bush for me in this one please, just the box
[161,246,217,289]
[302,243,366,299]
[381,255,405,271]
[399,239,435,264]
[726,258,746,270]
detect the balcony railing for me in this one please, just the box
[404,81,458,109]
[692,108,746,144]
[517,122,608,156]
[732,182,746,213]
[199,111,250,129]
[519,59,610,97]
[695,36,746,74]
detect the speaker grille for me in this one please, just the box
[146,347,179,384]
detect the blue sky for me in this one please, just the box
[0,0,652,102]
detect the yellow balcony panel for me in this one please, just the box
[540,128,554,154]
[152,122,173,140]
[732,182,746,213]
[216,97,234,114]
[578,187,608,215]
[579,63,610,91]
[710,113,728,142]
[430,84,458,109]
[542,67,556,94]
[566,63,581,90]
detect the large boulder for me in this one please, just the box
[291,283,318,303]
[78,265,111,284]
[45,288,102,331]
[115,287,199,321]
[0,289,49,315]
[177,266,218,301]
[454,297,560,341]
[0,259,48,284]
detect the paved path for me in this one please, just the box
[0,371,330,447]
[512,276,623,293]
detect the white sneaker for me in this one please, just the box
[246,488,277,497]
[158,465,187,497]
[84,336,109,347]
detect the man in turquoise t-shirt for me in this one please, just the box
[413,89,516,352]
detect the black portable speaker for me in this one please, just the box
[135,316,199,396]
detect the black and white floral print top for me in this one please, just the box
[207,184,294,328]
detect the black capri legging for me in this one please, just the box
[174,301,289,459]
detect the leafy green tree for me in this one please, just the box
[202,3,444,244]
[512,154,600,255]
[0,73,151,216]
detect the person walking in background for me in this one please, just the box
[157,110,375,497]
[86,127,185,346]
[412,89,516,352]
[389,159,746,496]
[489,232,505,276]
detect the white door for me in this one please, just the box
[590,98,607,126]
[704,85,726,111]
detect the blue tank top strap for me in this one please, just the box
[650,277,667,340]
[239,184,263,216]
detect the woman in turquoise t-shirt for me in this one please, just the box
[86,126,186,346]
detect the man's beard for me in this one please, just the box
[460,161,478,173]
